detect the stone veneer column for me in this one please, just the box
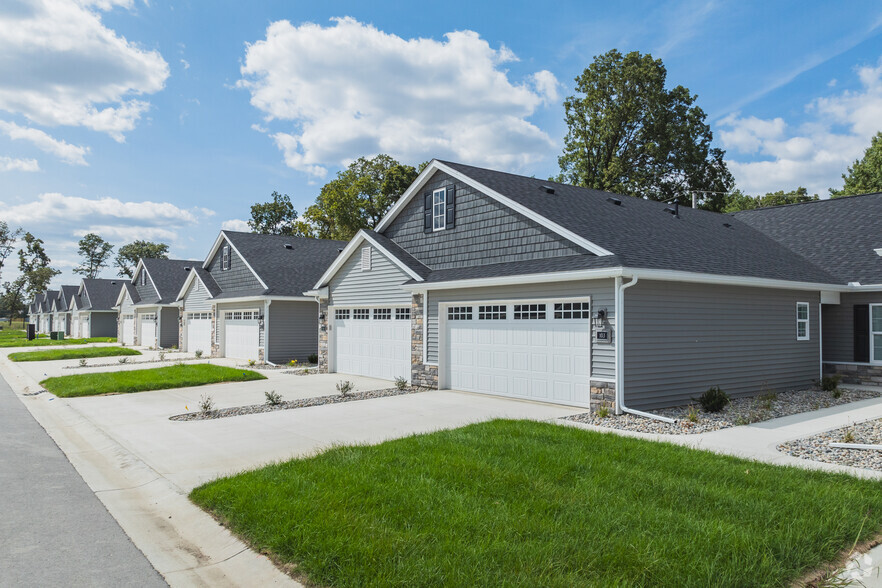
[410,293,438,388]
[589,381,616,413]
[318,301,329,373]
[210,306,219,357]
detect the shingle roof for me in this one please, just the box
[139,258,200,304]
[59,285,79,311]
[437,161,840,285]
[732,192,882,285]
[193,267,222,297]
[222,232,348,296]
[81,278,125,311]
[40,290,57,313]
[362,229,431,280]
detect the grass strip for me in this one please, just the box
[9,347,141,362]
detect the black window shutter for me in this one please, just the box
[424,192,433,233]
[445,185,456,229]
[854,304,870,362]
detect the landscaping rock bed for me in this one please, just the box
[64,357,203,369]
[563,387,882,435]
[238,362,318,371]
[169,386,425,421]
[779,419,882,471]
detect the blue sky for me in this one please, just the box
[1,0,881,287]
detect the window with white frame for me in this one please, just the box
[478,305,506,320]
[871,305,882,363]
[432,188,446,231]
[447,306,472,320]
[353,308,370,320]
[140,271,146,286]
[335,309,350,320]
[373,308,391,320]
[361,247,372,271]
[514,304,546,320]
[554,302,589,319]
[395,307,411,320]
[796,302,809,340]
[222,245,230,271]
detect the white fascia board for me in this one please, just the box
[303,286,329,299]
[374,160,615,257]
[212,295,314,305]
[629,268,845,292]
[399,268,624,291]
[313,229,425,289]
[201,231,269,290]
[175,268,215,302]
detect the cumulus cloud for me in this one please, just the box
[0,156,39,172]
[221,219,250,232]
[239,17,557,177]
[0,0,169,141]
[719,58,882,195]
[0,121,89,165]
[0,192,201,226]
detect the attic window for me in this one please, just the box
[140,271,145,286]
[222,245,230,271]
[432,188,446,231]
[361,247,372,271]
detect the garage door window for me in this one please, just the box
[554,302,589,319]
[335,309,350,320]
[188,312,210,320]
[478,305,506,320]
[353,309,370,320]
[141,313,156,320]
[395,307,411,320]
[373,308,391,320]
[225,311,258,320]
[513,304,546,320]
[448,306,472,320]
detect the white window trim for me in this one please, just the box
[222,245,230,271]
[361,246,372,271]
[796,302,810,341]
[871,304,882,364]
[432,188,446,232]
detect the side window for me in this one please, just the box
[222,245,230,271]
[432,188,446,231]
[796,302,809,341]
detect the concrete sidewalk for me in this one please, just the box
[0,372,166,588]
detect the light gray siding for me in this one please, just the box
[119,293,135,313]
[383,170,587,269]
[208,240,262,292]
[822,291,882,362]
[89,312,118,338]
[329,247,411,306]
[623,280,821,410]
[427,279,616,380]
[134,272,158,303]
[267,300,318,363]
[182,279,213,312]
[159,307,179,348]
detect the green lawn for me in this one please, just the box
[41,364,266,397]
[0,330,116,348]
[9,347,141,362]
[191,420,882,587]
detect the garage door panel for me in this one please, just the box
[186,314,211,354]
[332,310,411,383]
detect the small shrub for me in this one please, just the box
[686,404,699,423]
[264,390,283,406]
[842,426,856,444]
[79,359,87,367]
[832,388,843,399]
[194,349,203,359]
[158,351,166,362]
[199,394,214,414]
[248,359,256,367]
[695,386,730,413]
[289,359,299,368]
[336,380,354,397]
[118,357,128,364]
[735,414,749,426]
[595,402,610,419]
[819,374,842,393]
[395,376,408,391]
[171,344,178,350]
[308,353,318,364]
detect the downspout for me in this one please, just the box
[264,299,273,365]
[614,275,676,423]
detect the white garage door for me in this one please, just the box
[186,312,211,354]
[224,310,260,360]
[140,314,156,348]
[444,300,591,408]
[333,306,411,382]
[71,317,79,338]
[121,314,135,345]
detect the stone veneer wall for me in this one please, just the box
[410,293,438,388]
[318,301,329,373]
[590,381,616,413]
[210,306,219,358]
[824,362,882,386]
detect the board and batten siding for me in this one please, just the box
[182,279,213,313]
[382,170,588,270]
[623,280,820,410]
[267,300,318,363]
[426,279,616,381]
[822,291,882,363]
[159,307,178,348]
[208,239,263,292]
[328,246,412,306]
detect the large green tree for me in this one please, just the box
[114,240,169,278]
[1,277,28,320]
[557,49,733,206]
[0,221,22,283]
[301,155,420,240]
[73,233,114,279]
[248,192,301,235]
[17,233,60,298]
[831,131,882,197]
[722,187,818,213]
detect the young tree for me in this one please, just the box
[557,49,733,205]
[114,241,169,278]
[1,277,28,321]
[17,233,60,298]
[302,155,420,240]
[831,131,882,197]
[722,187,818,213]
[248,192,300,235]
[73,233,114,279]
[0,221,22,283]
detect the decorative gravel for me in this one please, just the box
[169,386,425,421]
[563,387,882,435]
[64,357,204,369]
[237,363,318,371]
[779,419,882,471]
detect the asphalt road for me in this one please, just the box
[0,373,166,587]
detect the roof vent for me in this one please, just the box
[540,185,555,194]
[664,202,680,218]
[607,197,622,206]
[183,266,191,271]
[723,222,732,228]
[284,244,293,249]
[111,281,117,285]
[338,248,344,253]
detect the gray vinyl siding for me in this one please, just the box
[267,300,318,363]
[182,280,213,312]
[89,312,118,338]
[623,280,820,410]
[383,171,587,269]
[135,273,158,303]
[209,240,263,292]
[159,307,179,348]
[822,291,882,362]
[329,247,412,306]
[427,279,616,380]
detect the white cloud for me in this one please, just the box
[0,192,201,226]
[180,58,190,70]
[719,58,882,195]
[0,121,89,165]
[239,17,557,177]
[221,219,250,232]
[0,0,169,141]
[0,156,39,172]
[72,224,179,242]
